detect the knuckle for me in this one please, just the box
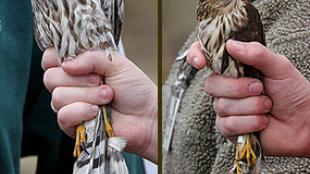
[233,80,245,96]
[224,118,237,134]
[77,103,95,120]
[57,108,67,130]
[252,116,265,130]
[42,48,57,70]
[51,87,63,109]
[82,51,99,62]
[215,117,222,131]
[216,116,231,137]
[253,97,262,109]
[250,41,262,48]
[43,69,55,92]
[205,79,215,96]
[229,79,247,97]
[259,96,271,112]
[41,51,51,70]
[278,54,294,70]
[204,81,211,95]
[249,42,266,59]
[214,98,226,116]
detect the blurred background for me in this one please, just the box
[162,0,197,82]
[20,1,157,174]
[123,1,158,84]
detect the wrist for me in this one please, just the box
[142,114,158,163]
[299,79,310,116]
[142,85,158,163]
[296,79,310,156]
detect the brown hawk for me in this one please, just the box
[197,0,265,173]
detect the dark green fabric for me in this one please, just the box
[0,0,33,173]
[21,40,76,174]
[0,0,146,173]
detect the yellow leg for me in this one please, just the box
[73,124,87,157]
[101,106,114,138]
[232,144,243,174]
[239,135,256,167]
[234,160,242,174]
[246,136,257,166]
[236,135,257,168]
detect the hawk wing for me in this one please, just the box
[31,0,55,51]
[32,0,121,59]
[221,3,265,79]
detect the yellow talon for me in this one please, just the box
[232,135,257,173]
[242,135,256,167]
[101,106,114,138]
[73,124,87,157]
[235,161,242,174]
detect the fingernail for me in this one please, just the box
[264,98,272,110]
[88,74,100,85]
[230,40,245,51]
[193,57,200,67]
[99,86,108,100]
[91,105,99,113]
[249,81,262,94]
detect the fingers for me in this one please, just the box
[216,114,269,138]
[187,41,207,69]
[41,48,61,70]
[226,40,294,79]
[213,93,272,139]
[43,67,101,92]
[58,102,99,138]
[205,74,263,98]
[51,85,113,111]
[214,96,272,116]
[187,40,294,79]
[61,51,124,76]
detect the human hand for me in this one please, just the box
[42,49,158,163]
[187,40,310,157]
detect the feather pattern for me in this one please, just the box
[31,0,124,59]
[73,110,128,174]
[31,0,128,173]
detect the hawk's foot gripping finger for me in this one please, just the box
[73,124,87,157]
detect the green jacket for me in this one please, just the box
[0,1,145,173]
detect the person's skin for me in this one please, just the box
[187,40,310,157]
[42,48,158,163]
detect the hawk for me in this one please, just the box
[197,0,265,173]
[31,0,128,173]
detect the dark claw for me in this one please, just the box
[81,143,90,155]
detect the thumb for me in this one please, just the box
[226,40,294,79]
[61,51,122,77]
